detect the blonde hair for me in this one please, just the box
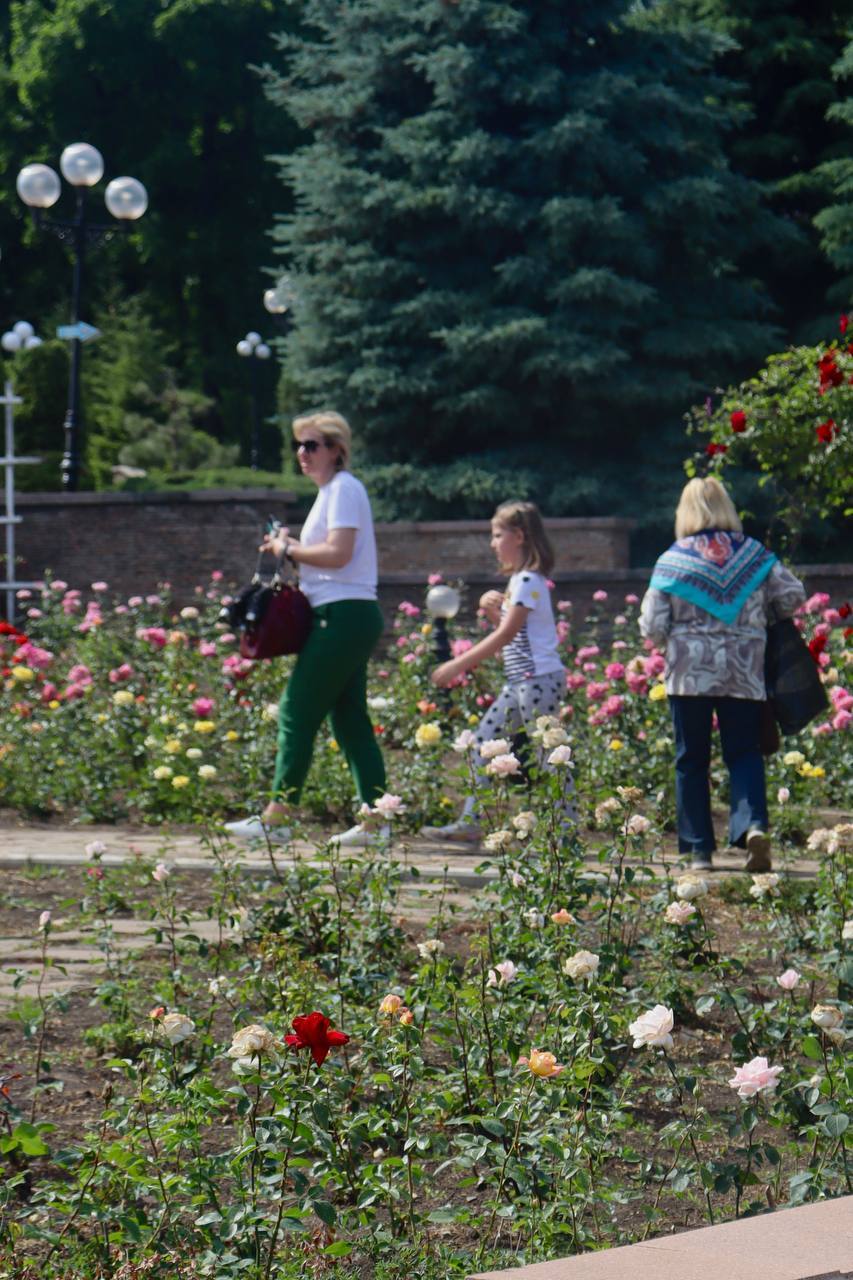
[493,500,555,576]
[675,477,742,539]
[292,410,351,471]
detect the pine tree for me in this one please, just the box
[659,0,850,335]
[814,35,853,306]
[263,0,789,478]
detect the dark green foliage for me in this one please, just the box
[814,35,853,305]
[660,0,851,332]
[0,0,296,465]
[263,0,787,482]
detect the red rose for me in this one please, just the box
[841,314,849,334]
[285,1011,350,1066]
[808,634,827,660]
[815,419,836,444]
[705,442,728,456]
[730,410,747,433]
[839,602,851,619]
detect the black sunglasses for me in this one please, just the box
[292,438,328,455]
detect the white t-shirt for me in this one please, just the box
[297,471,378,607]
[501,570,564,681]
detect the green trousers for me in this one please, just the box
[272,598,386,806]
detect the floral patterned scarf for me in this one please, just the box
[650,530,777,624]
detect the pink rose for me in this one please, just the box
[91,581,108,592]
[625,593,639,605]
[776,968,800,991]
[833,710,851,732]
[373,793,405,818]
[593,590,608,602]
[727,1055,782,1099]
[193,697,215,718]
[486,752,522,776]
[199,641,217,657]
[605,662,625,680]
[427,572,443,586]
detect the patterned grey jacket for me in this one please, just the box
[639,561,806,700]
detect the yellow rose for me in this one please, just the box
[328,738,339,752]
[415,722,442,748]
[10,666,34,684]
[783,751,805,767]
[421,622,433,636]
[649,683,667,702]
[468,713,479,725]
[112,690,134,707]
[224,730,239,742]
[48,699,60,710]
[194,720,216,734]
[164,738,183,754]
[198,765,217,780]
[609,738,624,751]
[171,775,190,789]
[153,765,173,781]
[519,1048,564,1079]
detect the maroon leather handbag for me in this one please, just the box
[234,553,313,660]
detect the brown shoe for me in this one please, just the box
[745,829,772,872]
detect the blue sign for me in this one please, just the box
[56,321,101,343]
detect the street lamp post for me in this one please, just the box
[16,144,148,491]
[425,584,462,664]
[236,331,272,470]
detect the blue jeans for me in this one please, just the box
[669,696,768,855]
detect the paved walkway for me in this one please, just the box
[0,819,835,1008]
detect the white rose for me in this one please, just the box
[675,874,709,901]
[664,901,696,926]
[542,726,569,749]
[160,1012,195,1045]
[228,1024,276,1058]
[416,938,445,960]
[480,738,511,759]
[628,1004,675,1050]
[484,829,514,853]
[180,606,199,620]
[547,744,573,767]
[625,814,651,837]
[563,950,600,981]
[749,873,780,900]
[811,1004,843,1031]
[512,811,536,839]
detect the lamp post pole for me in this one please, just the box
[63,189,87,491]
[16,144,148,491]
[236,332,272,470]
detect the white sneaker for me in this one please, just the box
[330,822,392,848]
[420,819,483,844]
[223,815,293,845]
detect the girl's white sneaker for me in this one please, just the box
[223,815,292,845]
[330,823,391,848]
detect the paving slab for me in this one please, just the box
[469,1194,853,1280]
[0,823,827,883]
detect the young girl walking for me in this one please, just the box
[423,500,569,843]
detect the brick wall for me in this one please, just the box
[6,490,852,621]
[10,492,633,599]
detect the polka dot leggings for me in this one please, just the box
[465,671,577,824]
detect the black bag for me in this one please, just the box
[764,618,829,737]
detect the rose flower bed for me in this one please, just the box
[0,576,850,1279]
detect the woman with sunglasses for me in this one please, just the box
[225,411,387,847]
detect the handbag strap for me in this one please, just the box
[252,547,299,589]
